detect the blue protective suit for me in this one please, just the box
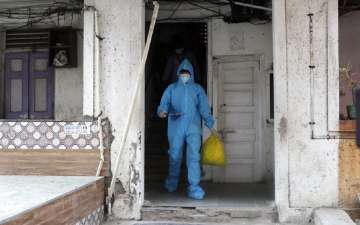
[157,59,215,200]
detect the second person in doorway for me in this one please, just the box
[157,58,217,200]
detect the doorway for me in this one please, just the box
[144,20,274,209]
[145,22,208,185]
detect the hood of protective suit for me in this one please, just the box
[176,58,194,83]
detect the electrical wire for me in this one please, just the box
[0,2,82,30]
[167,0,183,19]
[184,0,228,18]
[149,0,272,23]
[157,13,222,22]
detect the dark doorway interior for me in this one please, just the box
[145,23,208,187]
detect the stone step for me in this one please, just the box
[313,208,355,225]
[103,219,286,225]
[141,206,277,223]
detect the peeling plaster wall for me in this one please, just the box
[86,0,145,220]
[273,0,339,222]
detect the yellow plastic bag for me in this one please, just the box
[201,134,226,166]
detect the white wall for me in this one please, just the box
[54,14,83,121]
[211,19,274,181]
[273,0,339,222]
[85,0,145,219]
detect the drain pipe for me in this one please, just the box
[96,114,105,176]
[91,8,105,177]
[307,12,353,140]
[308,12,336,140]
[106,1,159,214]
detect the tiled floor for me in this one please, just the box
[144,182,275,209]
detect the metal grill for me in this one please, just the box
[6,29,50,49]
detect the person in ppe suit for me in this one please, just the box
[157,58,217,200]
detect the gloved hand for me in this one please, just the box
[159,111,168,118]
[210,128,219,137]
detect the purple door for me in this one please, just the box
[4,52,54,119]
[5,52,29,119]
[29,52,54,119]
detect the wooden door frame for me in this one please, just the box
[210,54,267,182]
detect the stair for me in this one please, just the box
[141,205,278,223]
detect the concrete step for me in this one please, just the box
[313,208,355,225]
[103,221,297,225]
[141,206,277,223]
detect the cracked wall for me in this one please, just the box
[85,0,145,219]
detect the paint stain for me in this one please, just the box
[278,117,288,141]
[131,142,137,150]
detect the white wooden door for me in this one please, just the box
[213,58,263,183]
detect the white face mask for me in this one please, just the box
[180,74,190,84]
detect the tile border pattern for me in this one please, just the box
[0,121,110,150]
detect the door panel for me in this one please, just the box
[4,52,54,119]
[10,79,23,112]
[214,59,263,183]
[5,52,29,119]
[29,52,54,119]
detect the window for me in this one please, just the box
[4,52,54,119]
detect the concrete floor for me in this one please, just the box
[144,182,275,209]
[0,176,101,223]
[102,183,306,225]
[103,220,304,225]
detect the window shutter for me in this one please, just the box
[5,52,29,119]
[29,52,54,119]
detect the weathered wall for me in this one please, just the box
[273,0,339,222]
[337,121,360,211]
[54,13,83,121]
[339,133,360,208]
[85,0,145,219]
[210,19,274,181]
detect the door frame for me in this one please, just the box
[210,54,267,182]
